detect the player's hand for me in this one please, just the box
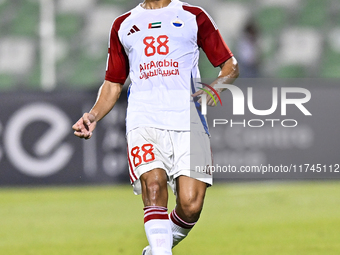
[192,86,223,106]
[72,113,97,139]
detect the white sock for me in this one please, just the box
[169,209,196,247]
[144,206,173,255]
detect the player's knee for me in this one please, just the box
[177,197,203,222]
[145,180,164,195]
[141,168,168,206]
[143,180,167,205]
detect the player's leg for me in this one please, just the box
[141,168,173,255]
[170,175,207,247]
[167,129,211,247]
[127,127,173,254]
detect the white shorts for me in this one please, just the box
[126,127,213,195]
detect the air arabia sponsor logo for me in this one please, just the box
[139,59,179,80]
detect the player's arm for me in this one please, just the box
[73,13,129,139]
[207,56,239,106]
[192,56,239,106]
[187,6,239,106]
[72,80,123,139]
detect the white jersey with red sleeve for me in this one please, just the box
[105,0,233,134]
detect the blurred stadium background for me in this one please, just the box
[0,0,340,91]
[0,0,340,254]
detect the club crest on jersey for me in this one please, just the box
[148,22,161,29]
[171,18,184,28]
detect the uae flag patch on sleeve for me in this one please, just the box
[148,22,161,29]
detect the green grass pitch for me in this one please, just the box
[0,181,339,255]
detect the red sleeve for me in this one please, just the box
[105,12,131,84]
[183,5,233,67]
